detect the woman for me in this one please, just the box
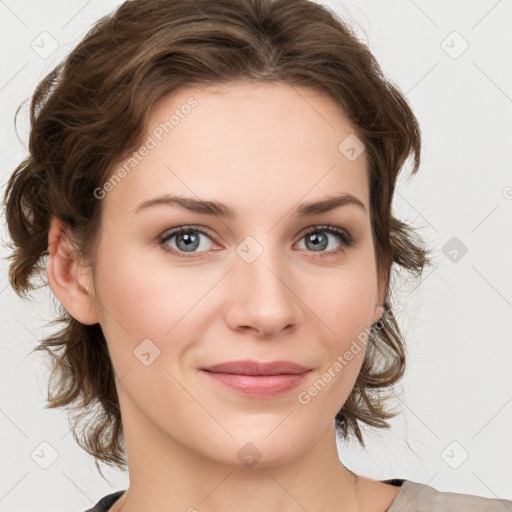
[3,0,510,511]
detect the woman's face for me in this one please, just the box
[90,81,385,467]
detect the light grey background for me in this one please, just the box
[1,1,511,510]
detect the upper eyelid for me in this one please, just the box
[160,225,215,240]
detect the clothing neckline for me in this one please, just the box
[92,478,407,511]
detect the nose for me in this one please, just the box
[224,242,303,338]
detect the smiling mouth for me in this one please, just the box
[199,360,311,397]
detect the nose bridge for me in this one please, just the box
[227,233,300,335]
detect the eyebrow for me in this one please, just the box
[131,192,367,218]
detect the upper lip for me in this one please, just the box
[200,360,310,375]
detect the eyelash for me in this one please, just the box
[158,224,355,259]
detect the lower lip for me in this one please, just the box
[201,371,309,398]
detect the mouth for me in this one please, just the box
[199,360,311,398]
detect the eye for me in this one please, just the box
[158,224,355,259]
[295,225,354,256]
[159,226,216,258]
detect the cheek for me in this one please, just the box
[94,254,221,386]
[304,317,369,415]
[298,259,377,391]
[301,264,378,339]
[96,247,207,334]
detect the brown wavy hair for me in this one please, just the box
[2,0,432,474]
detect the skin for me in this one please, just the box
[46,81,401,511]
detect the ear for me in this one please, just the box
[46,216,99,325]
[370,268,388,325]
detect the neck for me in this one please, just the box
[113,397,361,512]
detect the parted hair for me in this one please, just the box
[3,0,432,473]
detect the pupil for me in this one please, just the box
[308,232,327,251]
[178,232,199,251]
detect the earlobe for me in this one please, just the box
[46,216,99,325]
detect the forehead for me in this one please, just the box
[102,81,370,219]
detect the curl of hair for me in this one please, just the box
[2,0,432,472]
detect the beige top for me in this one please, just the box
[386,480,512,511]
[84,480,512,511]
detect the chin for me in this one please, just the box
[200,426,314,469]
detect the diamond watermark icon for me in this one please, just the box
[441,440,469,469]
[31,441,59,469]
[31,31,59,59]
[441,31,469,60]
[442,236,468,263]
[236,236,264,264]
[134,338,161,366]
[237,442,263,468]
[338,134,365,161]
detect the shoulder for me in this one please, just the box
[82,490,125,512]
[387,479,512,512]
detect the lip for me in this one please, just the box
[201,360,310,375]
[200,360,311,398]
